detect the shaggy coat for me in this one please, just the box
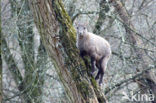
[76,24,111,85]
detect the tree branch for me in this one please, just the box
[105,66,155,94]
[72,11,99,22]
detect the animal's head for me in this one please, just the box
[76,24,88,37]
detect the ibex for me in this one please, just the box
[76,23,111,85]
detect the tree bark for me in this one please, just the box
[109,0,156,101]
[29,0,107,103]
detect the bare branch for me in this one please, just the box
[105,66,155,94]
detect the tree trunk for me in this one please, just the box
[2,0,44,102]
[110,0,156,101]
[29,0,107,103]
[2,37,28,103]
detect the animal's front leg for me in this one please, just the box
[80,51,88,68]
[91,57,96,76]
[95,69,101,80]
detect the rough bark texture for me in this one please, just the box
[29,0,107,103]
[110,0,156,101]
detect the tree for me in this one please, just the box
[29,0,107,103]
[93,0,109,34]
[109,0,156,101]
[2,0,44,102]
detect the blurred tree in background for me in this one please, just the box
[1,0,156,103]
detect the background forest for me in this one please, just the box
[1,0,156,103]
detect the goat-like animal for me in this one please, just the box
[76,24,111,85]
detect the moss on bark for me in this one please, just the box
[29,0,107,102]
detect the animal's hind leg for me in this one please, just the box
[99,70,104,85]
[95,69,101,80]
[99,57,109,85]
[95,62,101,80]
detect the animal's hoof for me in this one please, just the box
[99,81,103,86]
[99,83,102,86]
[90,72,94,77]
[95,77,99,80]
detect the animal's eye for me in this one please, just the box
[77,27,78,29]
[84,27,86,29]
